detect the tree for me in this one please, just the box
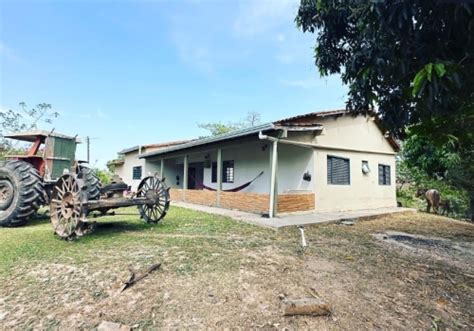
[198,111,262,136]
[198,122,242,136]
[0,102,59,154]
[397,134,471,217]
[296,0,474,220]
[401,133,460,180]
[245,111,261,127]
[93,167,113,185]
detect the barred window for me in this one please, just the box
[211,160,234,183]
[223,160,234,183]
[378,164,391,185]
[132,166,142,180]
[327,156,350,185]
[211,162,217,183]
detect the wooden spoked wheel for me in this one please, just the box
[137,176,170,223]
[50,174,82,239]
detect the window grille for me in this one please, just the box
[132,166,142,180]
[378,164,391,185]
[327,156,350,185]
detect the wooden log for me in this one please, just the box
[283,298,331,316]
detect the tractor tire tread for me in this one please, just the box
[0,160,46,226]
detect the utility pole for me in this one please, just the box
[84,136,99,165]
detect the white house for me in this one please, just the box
[137,110,399,217]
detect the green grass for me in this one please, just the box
[0,206,272,276]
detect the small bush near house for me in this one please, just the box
[93,168,114,185]
[397,158,470,219]
[396,133,472,221]
[397,179,470,219]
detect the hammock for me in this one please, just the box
[191,171,264,192]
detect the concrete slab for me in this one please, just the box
[267,207,416,228]
[172,201,416,229]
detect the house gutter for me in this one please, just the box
[258,131,279,218]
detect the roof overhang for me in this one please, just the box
[119,145,139,155]
[138,109,399,159]
[4,130,80,143]
[140,123,276,159]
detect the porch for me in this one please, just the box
[142,138,316,217]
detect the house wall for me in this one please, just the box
[114,163,125,181]
[150,141,316,215]
[161,158,183,188]
[277,144,314,194]
[304,115,397,212]
[288,114,395,154]
[202,142,271,193]
[149,140,315,195]
[114,146,163,191]
[169,188,315,214]
[313,149,396,211]
[116,150,146,191]
[277,193,315,213]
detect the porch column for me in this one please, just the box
[183,154,189,201]
[216,148,222,207]
[269,140,278,218]
[160,158,164,179]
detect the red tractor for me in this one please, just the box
[0,131,100,227]
[1,130,170,240]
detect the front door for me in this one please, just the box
[188,167,196,189]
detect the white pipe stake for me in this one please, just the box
[298,226,307,248]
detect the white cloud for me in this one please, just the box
[279,77,323,89]
[233,0,299,38]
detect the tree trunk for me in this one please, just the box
[470,192,474,222]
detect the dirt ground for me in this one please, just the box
[0,208,473,330]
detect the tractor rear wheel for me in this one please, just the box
[0,160,46,227]
[77,166,100,201]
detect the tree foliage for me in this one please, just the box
[198,111,261,136]
[401,134,460,180]
[296,0,473,220]
[0,103,59,160]
[0,102,59,150]
[93,167,113,185]
[296,0,473,142]
[398,134,472,218]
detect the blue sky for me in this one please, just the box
[0,0,347,168]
